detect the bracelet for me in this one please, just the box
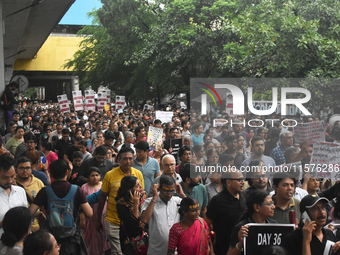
[152,199,157,203]
[236,242,243,252]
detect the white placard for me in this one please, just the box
[156,111,173,123]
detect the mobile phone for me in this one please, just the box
[302,211,311,224]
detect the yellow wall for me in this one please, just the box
[14,35,84,71]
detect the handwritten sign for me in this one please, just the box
[244,224,294,255]
[293,121,325,144]
[147,127,163,151]
[309,142,340,179]
[156,111,173,123]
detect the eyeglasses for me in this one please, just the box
[262,201,275,206]
[18,167,32,171]
[229,178,245,182]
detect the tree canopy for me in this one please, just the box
[65,0,340,111]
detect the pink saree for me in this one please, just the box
[168,218,210,255]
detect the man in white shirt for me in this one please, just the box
[0,155,28,236]
[141,175,186,255]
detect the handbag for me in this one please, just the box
[121,221,148,255]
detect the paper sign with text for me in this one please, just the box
[293,121,325,144]
[244,224,295,255]
[309,142,340,180]
[156,111,173,123]
[147,127,163,151]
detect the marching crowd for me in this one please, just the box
[1,95,340,255]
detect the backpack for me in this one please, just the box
[45,185,78,239]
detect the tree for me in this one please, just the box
[66,0,340,112]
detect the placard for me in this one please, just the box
[170,138,183,158]
[143,104,153,111]
[84,90,96,111]
[57,94,70,112]
[309,142,340,180]
[72,90,83,111]
[293,121,325,144]
[244,224,295,255]
[116,95,125,111]
[147,127,163,151]
[156,111,173,123]
[213,119,228,127]
[97,92,107,112]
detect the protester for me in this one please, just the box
[116,176,148,255]
[168,197,213,255]
[140,175,186,255]
[23,230,60,255]
[0,207,32,255]
[282,195,340,255]
[80,167,110,255]
[227,190,276,255]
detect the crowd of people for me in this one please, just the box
[1,95,340,255]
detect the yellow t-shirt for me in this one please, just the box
[16,175,44,232]
[101,166,144,226]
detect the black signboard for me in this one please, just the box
[244,224,295,255]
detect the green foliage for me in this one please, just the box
[65,0,340,111]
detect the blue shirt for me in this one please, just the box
[133,157,160,194]
[270,145,290,165]
[191,133,204,146]
[32,169,49,185]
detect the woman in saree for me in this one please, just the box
[168,197,214,255]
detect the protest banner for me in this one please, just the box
[84,90,96,111]
[115,95,125,111]
[244,224,294,255]
[143,104,153,111]
[309,142,340,180]
[97,92,107,112]
[147,127,163,150]
[293,121,325,144]
[226,93,234,116]
[72,90,83,111]
[101,89,111,103]
[156,111,173,123]
[57,94,70,113]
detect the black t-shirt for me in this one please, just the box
[65,145,80,162]
[206,189,247,255]
[282,227,337,255]
[55,138,74,160]
[229,217,277,249]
